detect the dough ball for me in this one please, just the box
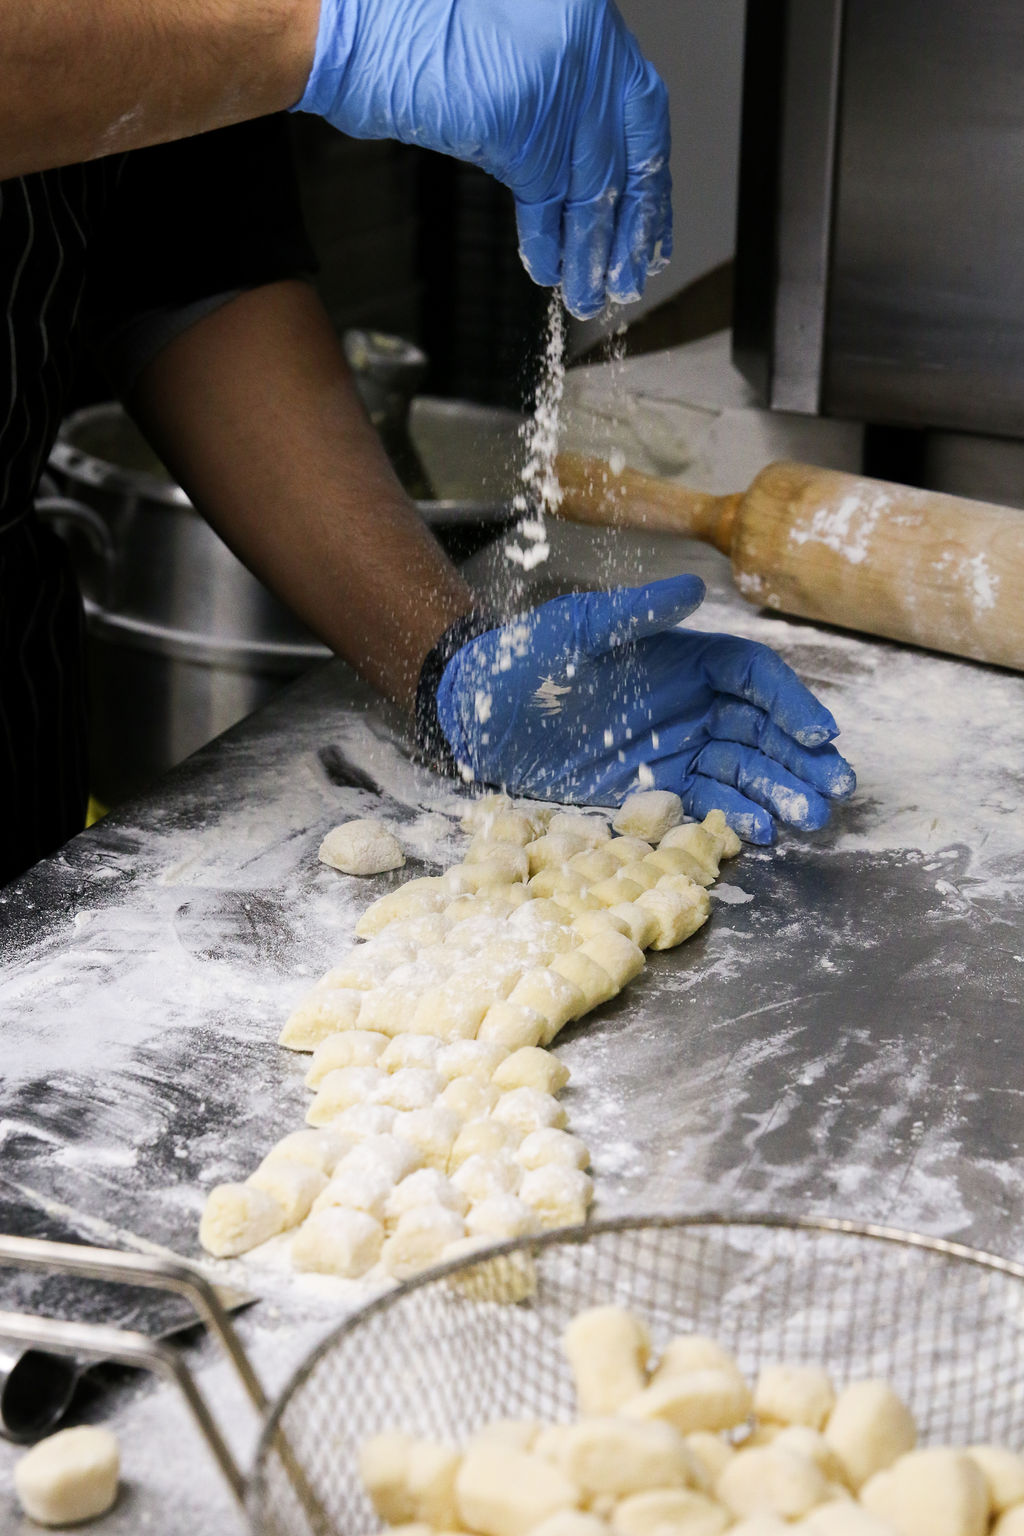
[260,1127,352,1177]
[319,818,405,876]
[589,875,646,907]
[360,1432,416,1523]
[492,1087,567,1136]
[550,890,604,920]
[199,1182,285,1257]
[465,1193,540,1240]
[319,946,409,993]
[643,847,714,887]
[386,1168,468,1222]
[518,1166,593,1227]
[547,811,611,846]
[384,912,452,948]
[572,909,632,943]
[374,1067,442,1111]
[611,1487,729,1536]
[801,1504,898,1534]
[507,970,587,1044]
[455,1444,579,1536]
[356,877,449,938]
[726,1520,790,1536]
[465,842,530,884]
[612,860,661,892]
[459,793,514,833]
[685,1432,734,1487]
[527,1512,609,1536]
[292,1206,383,1276]
[653,1337,743,1383]
[451,1153,522,1202]
[450,1118,522,1169]
[392,1106,462,1170]
[473,809,537,845]
[770,1426,848,1487]
[312,1162,394,1221]
[612,790,682,842]
[529,867,591,901]
[330,1103,399,1141]
[440,1078,500,1120]
[445,886,530,924]
[634,888,709,950]
[378,1035,443,1073]
[410,986,490,1042]
[564,1307,651,1416]
[603,902,660,950]
[623,1369,753,1435]
[405,1440,463,1527]
[247,1160,326,1226]
[336,1132,421,1183]
[754,1363,836,1431]
[578,931,645,990]
[493,1046,570,1095]
[478,1002,547,1050]
[993,1509,1024,1536]
[526,832,592,875]
[381,1204,466,1278]
[278,987,364,1050]
[966,1445,1024,1514]
[568,849,622,884]
[657,823,722,882]
[436,1040,510,1084]
[553,1416,698,1497]
[715,1444,827,1521]
[860,1447,988,1536]
[701,809,742,859]
[516,1128,591,1171]
[442,1238,538,1303]
[15,1425,119,1527]
[824,1380,916,1490]
[605,836,654,865]
[549,951,617,1015]
[306,1065,388,1126]
[444,861,515,896]
[305,1029,390,1087]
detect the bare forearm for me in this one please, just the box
[128,281,475,711]
[2,0,318,178]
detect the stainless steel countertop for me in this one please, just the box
[1,520,1022,1530]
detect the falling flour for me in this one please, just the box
[504,295,567,575]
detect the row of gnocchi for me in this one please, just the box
[198,793,739,1283]
[360,1304,1024,1536]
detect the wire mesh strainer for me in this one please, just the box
[252,1216,1024,1536]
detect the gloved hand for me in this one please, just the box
[434,575,856,844]
[292,0,671,319]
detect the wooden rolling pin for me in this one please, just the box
[554,452,1024,672]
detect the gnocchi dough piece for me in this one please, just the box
[386,1168,468,1222]
[635,888,709,949]
[199,1182,286,1256]
[549,890,604,920]
[378,1035,443,1074]
[823,1380,916,1491]
[247,1160,326,1225]
[516,1128,591,1171]
[859,1447,988,1536]
[508,970,587,1044]
[331,1103,399,1140]
[493,1087,567,1136]
[360,1432,416,1524]
[445,886,530,923]
[801,1505,898,1535]
[436,1039,510,1083]
[568,849,622,884]
[375,1067,442,1111]
[292,1206,384,1276]
[993,1509,1024,1536]
[701,809,742,859]
[550,951,617,1014]
[643,847,714,888]
[451,1153,522,1202]
[653,1337,744,1383]
[613,861,661,893]
[526,832,592,875]
[460,792,513,832]
[769,1427,848,1488]
[305,1029,390,1087]
[623,1369,753,1435]
[279,987,364,1050]
[518,1166,593,1227]
[530,1513,610,1536]
[405,1441,463,1528]
[356,877,449,938]
[657,823,722,882]
[468,1421,541,1453]
[754,1363,836,1431]
[381,1204,466,1278]
[14,1425,120,1528]
[552,1418,698,1498]
[260,1127,351,1176]
[478,1002,547,1050]
[338,1132,422,1183]
[564,1306,650,1415]
[612,1487,729,1536]
[572,909,631,943]
[548,812,612,846]
[306,1065,388,1126]
[715,1444,827,1521]
[589,875,646,907]
[578,931,644,990]
[605,902,661,950]
[442,1237,539,1304]
[465,1193,541,1240]
[464,842,530,884]
[455,1444,580,1536]
[605,836,654,865]
[612,790,682,842]
[392,1106,462,1169]
[474,809,537,845]
[440,1077,500,1120]
[319,818,405,876]
[529,868,592,901]
[312,1163,394,1220]
[450,1118,521,1168]
[685,1432,734,1487]
[357,987,424,1039]
[410,985,491,1041]
[965,1445,1024,1514]
[493,1046,570,1095]
[445,861,517,896]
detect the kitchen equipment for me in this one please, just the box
[4,1216,1024,1535]
[554,451,1024,672]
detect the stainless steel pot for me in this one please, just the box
[44,395,522,806]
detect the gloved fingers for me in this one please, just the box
[692,739,835,831]
[576,574,706,655]
[706,699,856,800]
[697,634,840,747]
[562,190,619,319]
[607,61,672,304]
[515,193,565,290]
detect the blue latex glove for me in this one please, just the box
[291,0,671,319]
[435,576,856,844]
